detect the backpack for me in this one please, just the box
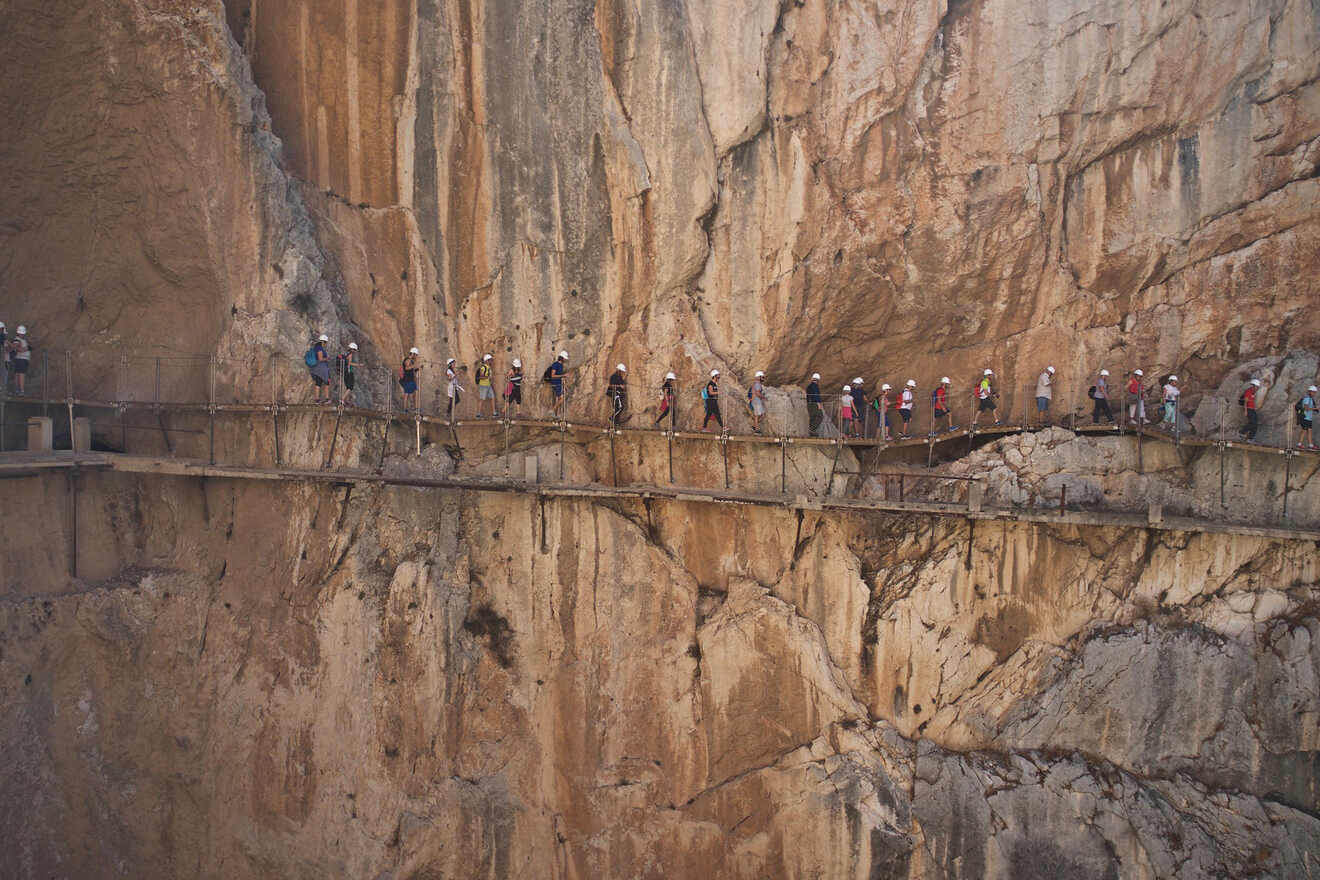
[701,385,709,400]
[304,348,318,368]
[542,365,555,383]
[1238,392,1247,406]
[1296,398,1308,417]
[1087,385,1097,399]
[930,389,940,407]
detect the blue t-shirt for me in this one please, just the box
[549,361,565,390]
[806,381,821,404]
[1304,395,1316,419]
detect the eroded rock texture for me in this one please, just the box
[2,0,1320,877]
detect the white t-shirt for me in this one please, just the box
[1163,384,1180,402]
[1035,371,1052,398]
[900,389,913,409]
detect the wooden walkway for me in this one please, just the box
[4,450,1316,542]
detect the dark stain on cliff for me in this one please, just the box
[463,603,515,668]
[973,602,1035,663]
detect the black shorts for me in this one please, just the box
[343,372,356,390]
[978,397,996,412]
[900,409,912,423]
[14,359,28,375]
[934,407,948,418]
[1300,415,1314,429]
[508,385,522,404]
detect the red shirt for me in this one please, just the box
[1126,377,1141,394]
[1244,387,1256,409]
[934,386,947,408]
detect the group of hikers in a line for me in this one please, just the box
[302,340,1319,451]
[0,322,32,395]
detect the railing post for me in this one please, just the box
[42,350,49,418]
[66,349,74,455]
[208,356,216,465]
[1219,398,1226,508]
[377,366,391,474]
[780,435,787,494]
[154,356,161,407]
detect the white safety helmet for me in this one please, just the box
[755,370,765,378]
[16,326,25,335]
[483,353,492,361]
[710,369,720,377]
[1310,385,1318,392]
[984,368,993,376]
[665,372,676,380]
[1250,378,1261,387]
[905,379,917,387]
[1134,369,1144,377]
[409,346,420,354]
[617,363,627,372]
[1100,369,1110,376]
[1047,366,1056,374]
[446,357,456,366]
[559,350,569,359]
[881,383,892,391]
[941,376,951,385]
[348,342,358,351]
[0,321,5,328]
[853,377,864,385]
[512,358,522,368]
[1168,374,1177,382]
[843,385,852,392]
[811,372,821,380]
[318,334,328,342]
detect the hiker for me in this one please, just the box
[749,371,767,434]
[850,378,867,437]
[544,351,568,418]
[878,383,894,441]
[840,385,854,436]
[306,334,331,402]
[607,363,628,425]
[1125,370,1146,425]
[1239,378,1261,441]
[1035,365,1055,425]
[446,358,464,419]
[1160,375,1180,428]
[1298,385,1317,450]
[932,377,956,434]
[337,342,359,405]
[504,359,523,418]
[898,379,916,439]
[1091,369,1114,424]
[972,369,999,426]
[400,347,422,411]
[8,325,29,395]
[806,372,823,436]
[656,372,677,428]
[476,353,497,418]
[0,322,8,391]
[701,369,723,432]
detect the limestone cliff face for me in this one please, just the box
[3,0,1320,878]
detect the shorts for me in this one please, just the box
[312,373,328,387]
[507,385,522,404]
[478,384,494,400]
[14,359,29,375]
[978,397,996,412]
[934,407,948,419]
[402,379,418,395]
[751,399,765,416]
[551,383,564,398]
[343,371,356,391]
[1300,415,1314,429]
[1036,396,1050,411]
[900,409,912,423]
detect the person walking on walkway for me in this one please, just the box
[544,351,568,419]
[446,358,464,419]
[899,379,916,439]
[1239,378,1261,441]
[702,369,723,432]
[806,372,823,436]
[475,353,498,418]
[1160,375,1181,429]
[1299,385,1317,450]
[1125,369,1147,426]
[878,383,894,441]
[337,342,359,406]
[972,369,999,427]
[840,385,855,437]
[0,322,9,392]
[400,347,422,411]
[608,363,629,425]
[8,325,30,395]
[932,377,956,434]
[656,372,677,428]
[749,371,767,434]
[1091,369,1114,425]
[504,359,523,419]
[307,334,332,403]
[850,378,867,437]
[1035,366,1055,425]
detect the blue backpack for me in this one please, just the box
[304,348,319,368]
